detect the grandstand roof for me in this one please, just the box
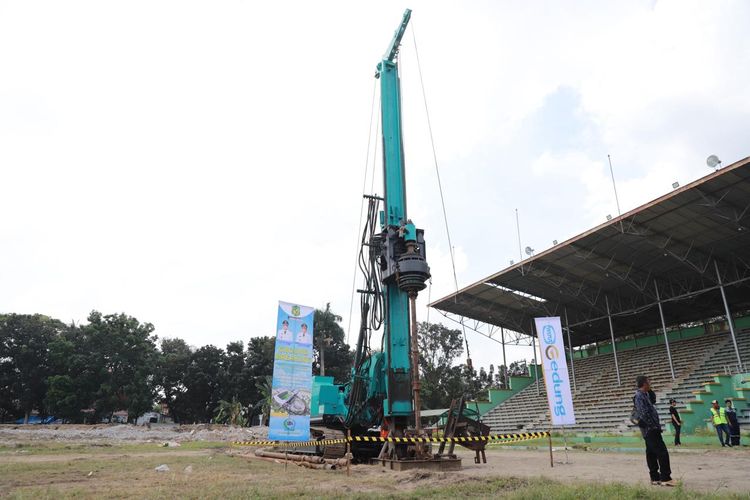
[430,156,750,347]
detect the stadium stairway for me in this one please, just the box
[657,328,750,426]
[481,329,748,434]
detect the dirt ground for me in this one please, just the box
[1,425,748,498]
[463,446,750,494]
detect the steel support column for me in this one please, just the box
[564,308,577,393]
[714,261,744,372]
[654,280,676,380]
[531,321,540,396]
[501,327,508,389]
[605,296,621,386]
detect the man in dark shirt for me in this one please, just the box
[633,375,674,486]
[669,399,681,446]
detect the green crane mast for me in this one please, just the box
[311,8,431,461]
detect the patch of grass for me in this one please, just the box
[0,441,227,456]
[407,477,744,499]
[1,443,746,499]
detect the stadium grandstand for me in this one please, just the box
[430,155,750,435]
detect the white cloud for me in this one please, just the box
[0,0,748,375]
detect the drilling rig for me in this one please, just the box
[309,9,487,470]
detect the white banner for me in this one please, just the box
[535,316,576,426]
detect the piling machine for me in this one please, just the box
[309,9,488,470]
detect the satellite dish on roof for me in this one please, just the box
[524,246,534,256]
[707,155,721,169]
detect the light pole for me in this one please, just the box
[607,154,622,217]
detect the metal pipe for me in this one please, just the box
[654,280,676,380]
[605,296,621,386]
[408,292,427,458]
[568,274,750,329]
[531,320,540,396]
[516,208,523,262]
[608,154,622,217]
[501,327,508,389]
[254,448,348,467]
[564,308,577,393]
[714,261,744,372]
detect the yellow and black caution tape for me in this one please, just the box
[350,431,548,444]
[232,438,348,448]
[231,431,548,447]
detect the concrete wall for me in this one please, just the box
[475,364,542,416]
[672,372,750,434]
[573,314,750,359]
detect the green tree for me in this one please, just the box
[155,337,192,423]
[180,345,228,423]
[45,311,158,423]
[225,340,253,405]
[214,397,247,426]
[0,314,67,422]
[46,326,93,422]
[251,375,273,426]
[508,360,529,376]
[313,303,353,384]
[496,364,509,389]
[245,336,276,407]
[460,364,485,401]
[417,322,466,409]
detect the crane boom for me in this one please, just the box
[378,10,409,418]
[383,8,411,62]
[310,9,432,462]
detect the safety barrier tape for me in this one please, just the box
[231,431,548,447]
[232,438,347,448]
[349,431,548,443]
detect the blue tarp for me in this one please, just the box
[14,415,56,424]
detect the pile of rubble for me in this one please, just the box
[0,423,269,445]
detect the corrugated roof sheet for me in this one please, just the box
[430,156,750,347]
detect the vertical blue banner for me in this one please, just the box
[268,301,314,441]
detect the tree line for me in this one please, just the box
[1,308,526,424]
[416,322,528,409]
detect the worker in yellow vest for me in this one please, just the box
[709,400,731,447]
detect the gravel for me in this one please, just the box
[0,424,269,445]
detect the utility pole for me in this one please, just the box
[607,154,622,217]
[515,208,523,261]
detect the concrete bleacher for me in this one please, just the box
[658,330,750,426]
[481,328,749,434]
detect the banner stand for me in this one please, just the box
[548,424,553,468]
[535,316,576,469]
[346,429,352,477]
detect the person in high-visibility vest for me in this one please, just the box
[380,418,390,439]
[709,400,731,447]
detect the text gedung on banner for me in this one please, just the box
[268,301,315,441]
[535,316,576,426]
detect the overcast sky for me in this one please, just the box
[1,1,748,372]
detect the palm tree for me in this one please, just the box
[252,376,273,426]
[213,397,247,426]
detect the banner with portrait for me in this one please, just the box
[268,301,315,441]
